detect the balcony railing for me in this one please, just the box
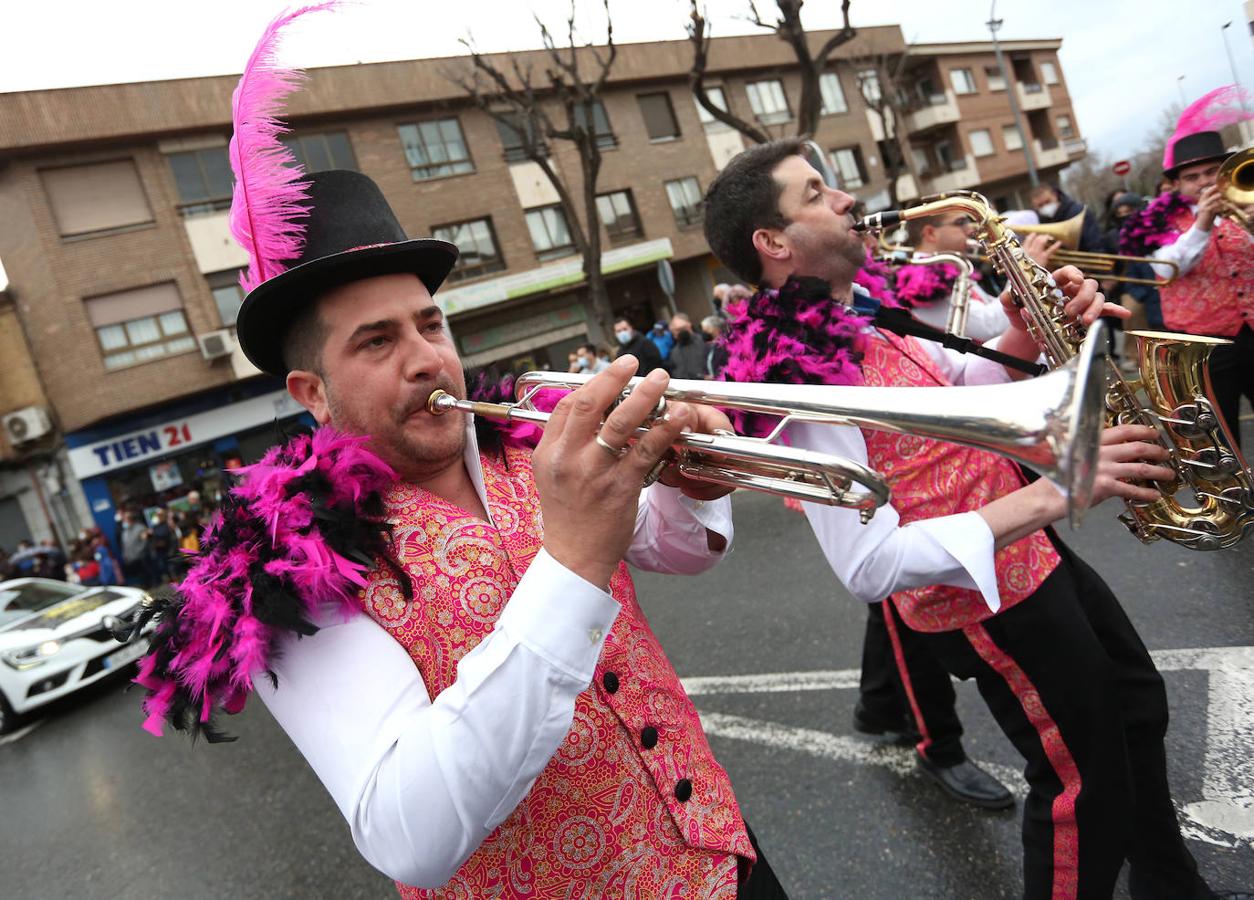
[1064,138,1088,156]
[1016,81,1052,111]
[903,89,960,134]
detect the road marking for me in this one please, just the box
[0,720,44,746]
[683,646,1254,849]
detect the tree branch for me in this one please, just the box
[686,0,770,144]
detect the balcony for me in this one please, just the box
[1034,139,1068,169]
[1016,81,1052,111]
[1064,137,1087,158]
[904,90,960,134]
[920,155,980,194]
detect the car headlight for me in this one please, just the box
[2,640,63,671]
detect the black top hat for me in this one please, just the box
[1163,130,1229,177]
[235,170,458,377]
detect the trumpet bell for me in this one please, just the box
[1011,209,1086,250]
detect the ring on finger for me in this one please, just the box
[594,433,628,459]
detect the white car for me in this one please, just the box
[0,578,154,734]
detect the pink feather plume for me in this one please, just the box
[229,2,339,293]
[1164,85,1253,170]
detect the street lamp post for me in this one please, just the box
[988,1,1038,187]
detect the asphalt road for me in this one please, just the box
[3,425,1253,899]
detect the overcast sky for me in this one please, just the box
[2,0,1253,162]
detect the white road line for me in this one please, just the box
[685,646,1254,849]
[0,719,44,746]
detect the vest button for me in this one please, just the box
[640,726,659,749]
[602,671,619,694]
[674,778,693,802]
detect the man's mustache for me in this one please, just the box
[397,376,461,421]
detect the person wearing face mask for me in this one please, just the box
[612,317,667,373]
[1029,183,1105,254]
[576,342,611,374]
[667,313,710,380]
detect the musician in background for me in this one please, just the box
[896,213,1010,342]
[704,138,1237,900]
[1121,128,1254,447]
[1029,182,1104,253]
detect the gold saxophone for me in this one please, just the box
[858,190,1254,550]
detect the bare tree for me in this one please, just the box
[848,47,911,208]
[686,0,856,143]
[448,1,618,341]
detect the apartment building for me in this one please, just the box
[0,25,1083,544]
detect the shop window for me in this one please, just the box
[747,79,791,125]
[41,160,154,237]
[950,68,977,95]
[664,176,703,227]
[432,217,506,281]
[207,270,245,326]
[281,131,358,172]
[398,118,475,180]
[573,101,617,150]
[695,86,730,132]
[969,129,995,158]
[167,147,234,217]
[820,73,848,115]
[596,190,643,243]
[638,92,681,141]
[524,205,575,260]
[830,146,867,189]
[495,113,548,162]
[85,283,196,370]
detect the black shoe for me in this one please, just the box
[852,703,921,746]
[916,754,1015,810]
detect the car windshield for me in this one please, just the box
[0,581,88,623]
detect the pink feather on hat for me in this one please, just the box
[1163,85,1253,170]
[228,2,339,294]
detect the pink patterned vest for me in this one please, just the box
[360,445,752,898]
[859,331,1061,633]
[1158,210,1254,336]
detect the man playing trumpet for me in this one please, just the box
[704,138,1237,899]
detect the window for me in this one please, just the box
[41,160,154,237]
[664,176,703,227]
[857,68,882,104]
[969,129,995,157]
[596,190,643,243]
[819,72,848,115]
[1002,124,1024,151]
[1041,62,1059,85]
[1056,115,1075,139]
[935,140,965,171]
[207,270,244,327]
[949,68,977,95]
[830,146,867,189]
[85,283,196,370]
[524,205,575,260]
[746,79,791,125]
[695,86,729,131]
[168,147,234,216]
[573,101,616,149]
[638,92,681,141]
[494,113,546,162]
[432,218,506,281]
[985,66,1006,91]
[911,146,931,176]
[398,118,474,180]
[281,131,358,172]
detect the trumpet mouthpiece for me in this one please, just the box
[427,390,457,414]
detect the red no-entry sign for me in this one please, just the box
[1112,160,1132,176]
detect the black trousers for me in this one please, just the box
[737,823,789,898]
[860,600,966,766]
[910,540,1212,899]
[1206,325,1254,450]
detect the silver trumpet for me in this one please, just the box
[429,324,1108,525]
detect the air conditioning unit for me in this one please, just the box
[198,329,236,361]
[3,406,53,444]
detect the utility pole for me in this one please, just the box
[988,1,1037,187]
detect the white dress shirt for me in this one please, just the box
[909,280,1011,343]
[1150,203,1212,281]
[789,329,1020,615]
[256,417,732,889]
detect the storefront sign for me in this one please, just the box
[68,389,304,480]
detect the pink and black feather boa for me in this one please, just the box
[892,262,965,309]
[1119,191,1192,257]
[119,428,401,742]
[718,275,868,438]
[853,249,897,307]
